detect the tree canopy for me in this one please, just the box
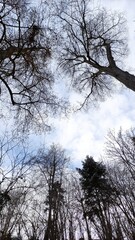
[1,0,135,129]
[49,0,135,108]
[0,1,135,239]
[0,129,134,239]
[77,156,117,218]
[0,0,65,130]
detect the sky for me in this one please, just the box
[1,0,135,168]
[42,0,135,167]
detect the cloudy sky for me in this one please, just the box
[18,0,135,167]
[36,0,135,167]
[40,0,135,167]
[1,0,135,167]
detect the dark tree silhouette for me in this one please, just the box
[77,156,114,210]
[0,0,63,129]
[51,0,135,108]
[77,156,117,240]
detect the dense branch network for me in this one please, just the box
[52,0,135,108]
[0,0,62,129]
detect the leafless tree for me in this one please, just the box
[0,0,65,131]
[105,128,135,240]
[2,131,135,240]
[0,130,35,239]
[22,144,69,240]
[49,0,135,109]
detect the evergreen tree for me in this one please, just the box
[77,156,113,207]
[77,156,118,239]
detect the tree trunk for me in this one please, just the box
[106,65,135,92]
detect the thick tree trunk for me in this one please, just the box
[85,55,135,93]
[84,42,135,93]
[106,66,135,92]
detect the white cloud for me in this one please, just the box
[19,0,135,166]
[1,0,135,168]
[45,87,135,166]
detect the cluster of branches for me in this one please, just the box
[0,0,67,131]
[0,0,135,130]
[0,1,135,239]
[48,0,135,109]
[0,128,134,240]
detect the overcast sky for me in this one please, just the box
[41,0,135,167]
[1,0,135,168]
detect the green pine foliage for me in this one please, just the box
[77,156,117,219]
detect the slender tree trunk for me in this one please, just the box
[80,200,92,240]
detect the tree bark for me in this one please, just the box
[107,66,135,92]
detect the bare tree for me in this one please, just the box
[49,0,135,108]
[0,0,65,130]
[106,128,135,180]
[105,129,135,240]
[0,130,34,239]
[24,144,69,240]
